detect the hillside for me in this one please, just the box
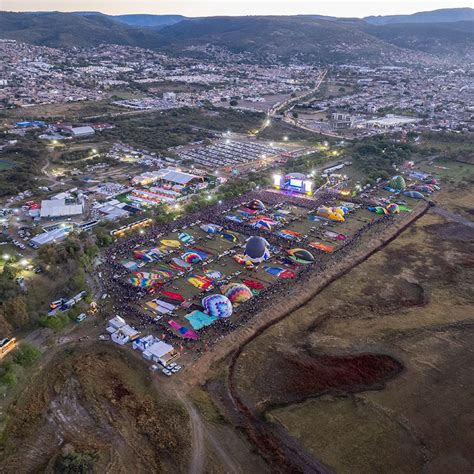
[0,11,472,62]
[364,7,474,25]
[155,16,399,62]
[113,14,186,28]
[364,21,474,57]
[0,11,162,48]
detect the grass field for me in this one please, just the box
[231,201,474,473]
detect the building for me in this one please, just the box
[29,226,72,247]
[142,340,178,366]
[40,198,84,218]
[70,126,95,138]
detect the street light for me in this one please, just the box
[283,136,288,141]
[20,258,29,266]
[3,254,9,260]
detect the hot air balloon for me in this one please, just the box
[316,206,345,222]
[181,252,202,264]
[222,283,253,304]
[403,190,424,199]
[202,294,233,318]
[252,220,272,231]
[247,199,266,211]
[368,206,388,215]
[287,248,314,265]
[200,223,222,234]
[389,175,406,191]
[244,236,270,263]
[386,203,400,215]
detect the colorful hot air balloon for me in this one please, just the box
[203,269,223,281]
[316,206,345,222]
[181,251,202,264]
[202,294,233,318]
[244,236,270,263]
[252,220,272,231]
[287,248,314,265]
[247,199,266,211]
[386,203,400,215]
[222,283,253,304]
[368,206,388,215]
[403,190,424,199]
[220,231,239,243]
[389,175,406,191]
[200,223,222,234]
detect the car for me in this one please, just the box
[150,364,160,372]
[167,362,177,369]
[171,365,181,373]
[162,368,172,377]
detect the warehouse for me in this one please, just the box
[40,198,84,218]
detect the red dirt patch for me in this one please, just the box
[250,352,403,408]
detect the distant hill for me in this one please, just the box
[113,14,186,28]
[0,11,162,48]
[0,10,472,61]
[364,7,474,25]
[363,21,474,56]
[156,16,398,62]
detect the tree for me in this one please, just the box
[14,343,40,367]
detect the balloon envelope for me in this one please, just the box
[222,283,253,304]
[244,236,270,263]
[287,248,314,264]
[202,294,233,318]
[248,199,266,211]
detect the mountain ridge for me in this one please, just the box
[0,10,471,62]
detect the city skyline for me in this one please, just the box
[2,0,472,17]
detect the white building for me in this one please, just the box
[40,198,84,218]
[71,126,95,138]
[142,340,177,366]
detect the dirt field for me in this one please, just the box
[230,209,473,473]
[0,344,191,473]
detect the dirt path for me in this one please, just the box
[175,392,205,474]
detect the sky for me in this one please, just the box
[2,0,472,17]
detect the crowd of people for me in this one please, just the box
[98,189,399,354]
